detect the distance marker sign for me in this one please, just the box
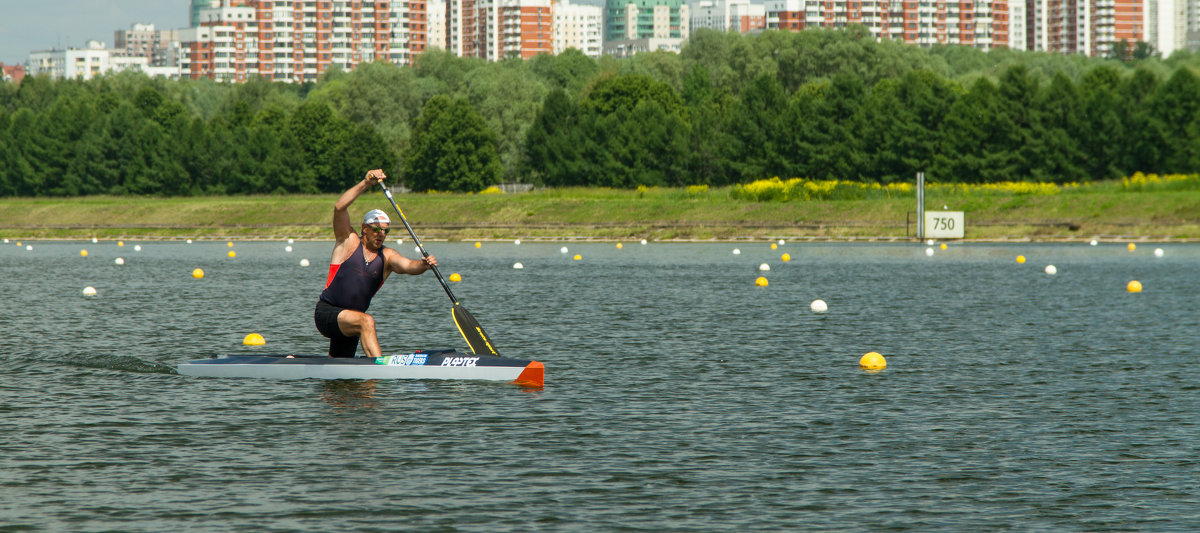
[924,211,964,239]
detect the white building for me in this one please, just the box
[553,0,603,57]
[690,0,764,33]
[429,0,448,50]
[1147,0,1190,55]
[28,41,110,80]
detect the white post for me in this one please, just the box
[916,172,925,241]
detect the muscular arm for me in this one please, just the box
[332,169,385,243]
[384,249,435,276]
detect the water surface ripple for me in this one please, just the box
[1,241,1197,531]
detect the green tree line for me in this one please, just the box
[2,26,1199,195]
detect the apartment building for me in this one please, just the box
[554,0,604,57]
[1016,0,1194,57]
[603,0,691,56]
[762,0,1009,50]
[28,41,112,80]
[114,23,181,67]
[690,0,766,33]
[180,0,426,82]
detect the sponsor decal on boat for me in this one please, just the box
[376,353,429,366]
[440,356,479,367]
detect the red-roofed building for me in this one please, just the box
[1,63,26,84]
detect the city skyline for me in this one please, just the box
[0,0,188,65]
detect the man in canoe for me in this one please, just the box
[314,169,437,358]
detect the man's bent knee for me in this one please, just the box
[337,310,375,337]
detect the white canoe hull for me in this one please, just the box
[178,349,543,387]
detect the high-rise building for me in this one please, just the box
[179,0,427,82]
[428,0,448,50]
[114,23,181,67]
[447,0,556,60]
[1015,0,1193,57]
[553,0,604,57]
[690,0,765,34]
[762,0,1010,51]
[603,0,690,56]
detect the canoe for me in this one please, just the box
[177,348,544,387]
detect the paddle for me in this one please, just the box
[377,182,500,357]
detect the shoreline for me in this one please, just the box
[3,225,1196,243]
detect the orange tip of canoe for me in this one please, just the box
[512,361,544,388]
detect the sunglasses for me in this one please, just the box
[366,225,390,235]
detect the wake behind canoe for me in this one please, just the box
[177,349,544,387]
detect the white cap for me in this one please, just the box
[362,209,390,225]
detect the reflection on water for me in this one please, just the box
[320,380,380,409]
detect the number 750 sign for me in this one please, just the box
[924,211,964,239]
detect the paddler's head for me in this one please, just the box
[361,209,391,249]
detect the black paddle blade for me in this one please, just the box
[452,304,499,356]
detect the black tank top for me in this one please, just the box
[319,242,385,311]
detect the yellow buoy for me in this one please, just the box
[781,253,791,262]
[475,242,482,248]
[227,250,236,258]
[80,250,88,257]
[573,254,582,261]
[243,333,265,346]
[755,276,768,287]
[227,241,234,248]
[1126,280,1142,293]
[770,243,778,250]
[449,273,462,282]
[1016,255,1026,264]
[859,352,887,370]
[940,243,948,250]
[616,243,623,249]
[192,268,205,279]
[1127,243,1136,251]
[117,241,124,247]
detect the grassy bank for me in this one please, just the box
[1,181,1198,241]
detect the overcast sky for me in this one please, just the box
[0,0,190,65]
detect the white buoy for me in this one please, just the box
[2,239,7,243]
[758,263,770,271]
[1044,265,1057,275]
[927,239,935,246]
[778,239,786,245]
[514,239,521,245]
[513,262,524,269]
[186,239,193,244]
[1089,239,1098,246]
[732,248,741,255]
[560,246,569,254]
[925,247,934,256]
[91,237,98,243]
[115,257,125,265]
[82,286,97,297]
[300,258,310,267]
[285,245,293,252]
[810,299,828,312]
[288,238,295,244]
[641,239,647,245]
[26,245,34,251]
[1154,248,1164,258]
[134,245,142,252]
[415,246,421,254]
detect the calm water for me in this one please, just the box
[2,239,1198,531]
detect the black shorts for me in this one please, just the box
[314,300,359,358]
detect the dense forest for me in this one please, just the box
[2,26,1200,196]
